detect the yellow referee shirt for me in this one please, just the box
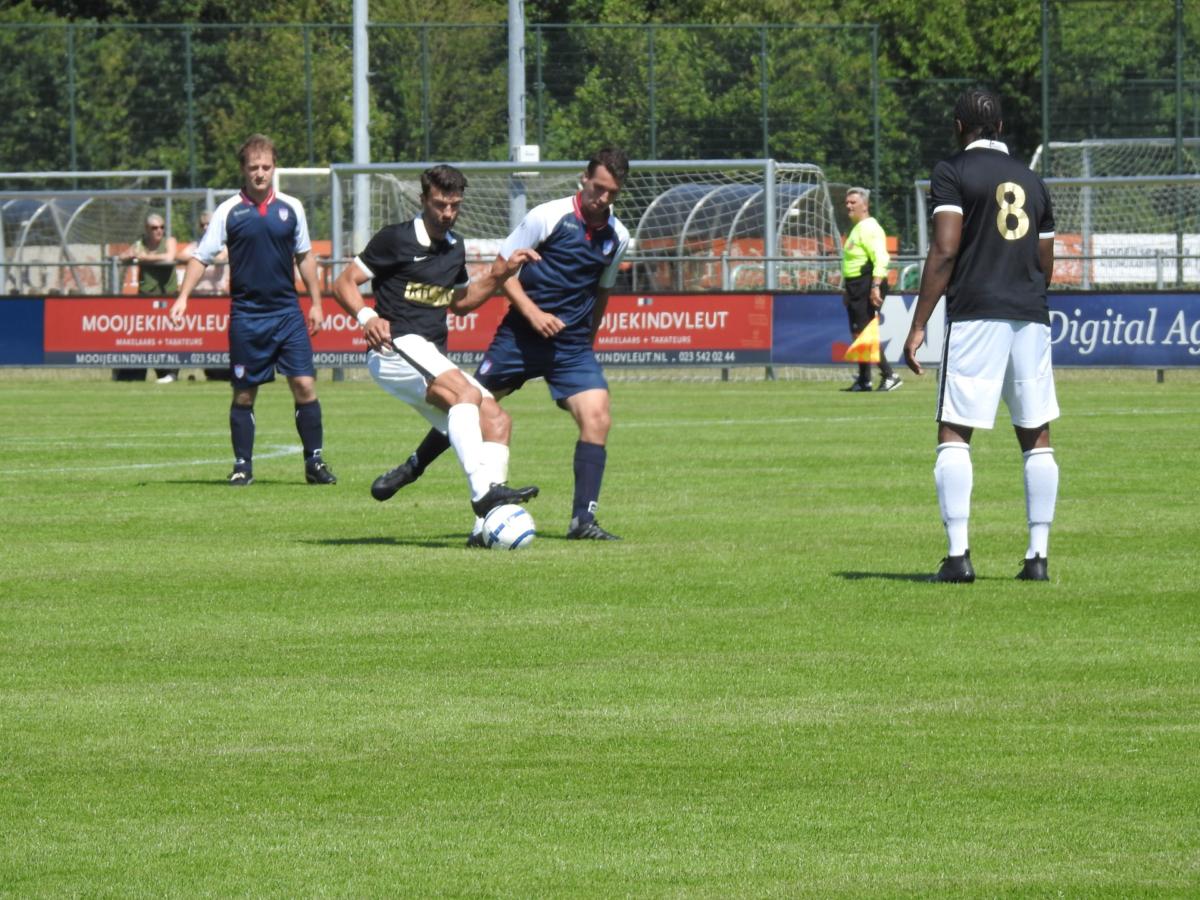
[841,216,890,280]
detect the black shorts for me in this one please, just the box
[844,273,886,333]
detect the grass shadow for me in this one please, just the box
[155,479,311,488]
[305,535,463,549]
[838,570,959,583]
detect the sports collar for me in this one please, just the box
[241,188,275,216]
[573,192,611,239]
[965,139,1009,154]
[413,214,457,247]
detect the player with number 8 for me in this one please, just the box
[903,89,1060,584]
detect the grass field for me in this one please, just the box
[2,369,1199,896]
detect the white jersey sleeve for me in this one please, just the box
[278,191,313,256]
[599,219,631,289]
[193,196,237,265]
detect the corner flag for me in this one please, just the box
[843,316,881,363]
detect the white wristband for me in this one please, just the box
[356,307,379,328]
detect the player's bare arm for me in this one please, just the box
[170,257,210,323]
[296,251,324,335]
[904,211,962,375]
[331,262,392,352]
[451,248,542,314]
[504,275,564,338]
[1039,237,1055,290]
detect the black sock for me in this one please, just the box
[879,360,894,379]
[230,404,255,471]
[858,362,871,383]
[294,399,324,461]
[572,440,607,525]
[412,427,451,476]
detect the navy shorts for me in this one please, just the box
[475,326,608,402]
[229,310,315,388]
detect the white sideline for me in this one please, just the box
[6,444,302,475]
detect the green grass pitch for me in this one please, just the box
[2,369,1198,896]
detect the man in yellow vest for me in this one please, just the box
[841,187,901,392]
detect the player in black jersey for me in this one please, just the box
[331,165,540,545]
[904,90,1059,583]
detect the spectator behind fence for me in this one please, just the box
[113,213,179,384]
[177,211,231,381]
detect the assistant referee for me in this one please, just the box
[841,187,900,392]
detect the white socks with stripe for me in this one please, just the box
[935,442,972,557]
[1023,447,1058,559]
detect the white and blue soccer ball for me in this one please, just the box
[481,504,536,550]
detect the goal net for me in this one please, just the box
[1030,138,1200,178]
[917,140,1200,288]
[328,160,843,292]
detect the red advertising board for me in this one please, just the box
[43,293,771,367]
[591,293,771,364]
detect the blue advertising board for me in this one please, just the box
[3,293,1200,368]
[771,292,1200,368]
[0,298,45,365]
[1049,293,1200,366]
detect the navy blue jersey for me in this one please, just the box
[195,189,313,316]
[929,140,1055,324]
[354,215,469,350]
[499,194,630,347]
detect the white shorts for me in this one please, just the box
[367,333,493,433]
[936,319,1059,430]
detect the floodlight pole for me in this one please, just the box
[352,0,371,256]
[509,0,528,228]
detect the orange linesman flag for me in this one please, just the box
[843,316,881,363]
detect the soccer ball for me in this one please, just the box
[481,504,536,550]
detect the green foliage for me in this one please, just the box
[2,371,1199,893]
[1,0,1195,245]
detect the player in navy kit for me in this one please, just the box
[172,134,336,487]
[331,165,540,545]
[372,148,632,541]
[904,90,1058,583]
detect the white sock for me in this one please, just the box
[935,442,972,556]
[447,404,490,501]
[1023,447,1058,559]
[479,441,510,489]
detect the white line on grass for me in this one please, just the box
[3,444,301,475]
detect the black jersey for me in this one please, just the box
[355,216,470,348]
[929,140,1055,324]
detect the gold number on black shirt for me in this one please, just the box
[995,182,1029,240]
